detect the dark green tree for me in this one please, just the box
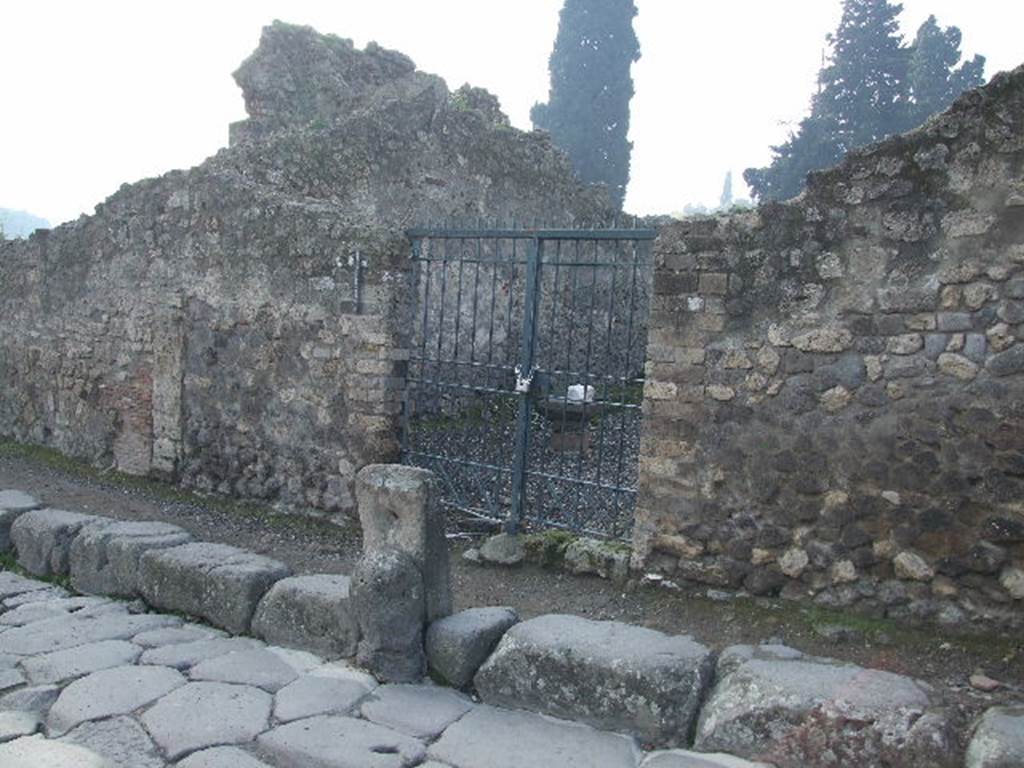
[532,0,640,210]
[744,0,985,203]
[906,15,985,126]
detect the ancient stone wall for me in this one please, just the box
[0,22,609,523]
[635,65,1024,628]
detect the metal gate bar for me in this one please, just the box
[402,226,655,540]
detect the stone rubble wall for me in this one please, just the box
[0,22,609,523]
[634,65,1024,629]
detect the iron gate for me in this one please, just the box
[401,226,656,540]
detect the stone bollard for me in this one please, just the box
[355,464,452,621]
[350,548,426,683]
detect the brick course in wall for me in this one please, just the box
[634,65,1024,629]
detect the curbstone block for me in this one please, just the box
[426,606,518,689]
[137,542,290,634]
[251,575,359,659]
[475,614,715,748]
[0,491,43,556]
[11,510,108,578]
[70,521,192,598]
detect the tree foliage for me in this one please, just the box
[532,0,640,211]
[744,0,986,203]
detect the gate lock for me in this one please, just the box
[513,365,535,395]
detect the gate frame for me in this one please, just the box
[403,225,657,537]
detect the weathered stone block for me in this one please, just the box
[350,548,426,683]
[0,492,42,552]
[475,614,714,747]
[695,645,959,768]
[70,521,192,598]
[355,464,451,621]
[137,542,290,634]
[425,607,518,688]
[11,510,107,578]
[966,706,1024,768]
[251,574,359,658]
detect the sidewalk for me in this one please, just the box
[0,569,758,768]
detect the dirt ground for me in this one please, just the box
[1,441,1021,728]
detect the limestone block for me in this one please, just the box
[428,705,640,768]
[251,574,359,659]
[966,706,1024,768]
[11,510,107,578]
[425,607,519,688]
[258,715,426,768]
[59,716,164,768]
[137,542,290,634]
[47,665,186,735]
[141,682,272,760]
[0,734,111,768]
[474,614,714,748]
[360,683,474,739]
[894,551,934,581]
[694,645,958,768]
[350,548,426,683]
[356,464,452,621]
[70,520,192,598]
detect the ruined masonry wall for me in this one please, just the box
[635,65,1024,629]
[0,22,610,523]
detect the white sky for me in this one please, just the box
[1,1,1020,226]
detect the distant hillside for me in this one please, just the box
[0,208,50,239]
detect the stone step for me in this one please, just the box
[474,614,715,748]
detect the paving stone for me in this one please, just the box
[273,674,373,723]
[426,607,518,688]
[48,664,186,735]
[265,645,323,673]
[176,746,274,768]
[428,705,640,768]
[0,571,52,600]
[356,464,453,621]
[71,520,192,598]
[642,750,774,768]
[251,574,359,659]
[694,644,958,768]
[0,734,111,767]
[190,648,299,693]
[60,716,164,768]
[0,612,178,656]
[138,542,290,634]
[133,624,225,648]
[141,681,273,760]
[360,683,474,739]
[308,659,380,690]
[0,666,26,691]
[257,714,426,768]
[11,509,107,578]
[0,710,40,743]
[140,637,263,670]
[0,684,61,715]
[475,614,714,748]
[1,602,83,626]
[966,706,1024,768]
[2,586,70,607]
[21,640,142,685]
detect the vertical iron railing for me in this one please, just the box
[402,226,656,539]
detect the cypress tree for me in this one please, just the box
[532,0,640,211]
[744,0,985,203]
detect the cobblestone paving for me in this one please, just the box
[0,569,679,768]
